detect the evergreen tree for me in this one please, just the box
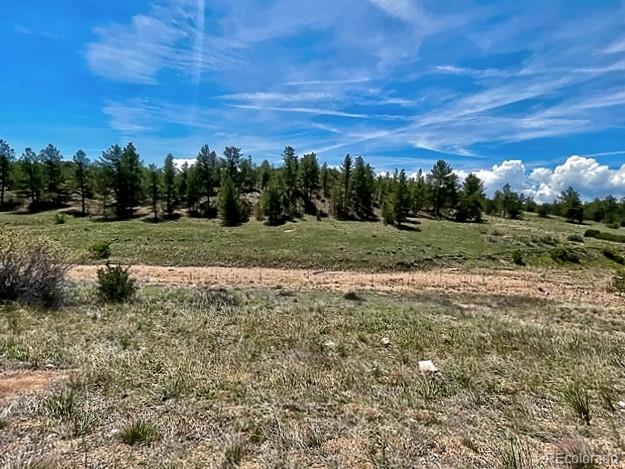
[258,160,272,190]
[428,159,457,218]
[121,143,143,216]
[177,162,189,208]
[559,186,583,224]
[163,154,177,217]
[320,162,329,198]
[223,146,242,186]
[218,173,243,226]
[410,170,427,215]
[299,152,320,212]
[262,173,288,225]
[0,139,15,210]
[456,173,485,222]
[18,148,42,208]
[147,164,161,220]
[73,149,90,216]
[495,184,523,219]
[239,155,256,193]
[282,146,299,209]
[391,170,411,228]
[100,143,143,218]
[340,154,353,215]
[196,145,218,215]
[350,156,374,219]
[40,144,64,204]
[330,184,348,220]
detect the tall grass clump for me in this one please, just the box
[96,263,137,302]
[119,419,159,446]
[0,227,69,307]
[564,382,591,425]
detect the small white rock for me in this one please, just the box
[380,337,391,346]
[618,400,625,409]
[323,340,337,350]
[418,360,440,374]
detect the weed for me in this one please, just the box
[119,420,159,446]
[564,382,591,425]
[512,250,525,266]
[42,388,77,421]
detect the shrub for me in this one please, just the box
[550,247,581,264]
[512,250,526,266]
[54,213,66,225]
[602,249,625,265]
[612,271,625,296]
[567,234,584,243]
[96,263,137,302]
[119,420,159,446]
[0,228,69,307]
[87,240,112,260]
[606,223,620,230]
[584,229,625,244]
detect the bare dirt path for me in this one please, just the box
[69,265,620,307]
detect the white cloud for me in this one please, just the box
[457,156,625,203]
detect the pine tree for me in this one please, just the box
[73,149,90,216]
[350,156,374,219]
[559,186,583,224]
[258,160,272,190]
[223,146,242,187]
[456,173,485,222]
[320,162,329,198]
[177,162,189,208]
[100,143,143,218]
[428,160,457,218]
[218,173,243,226]
[40,144,64,205]
[18,148,42,208]
[282,146,299,215]
[0,139,15,210]
[495,184,523,219]
[262,173,287,225]
[239,155,256,193]
[147,164,161,221]
[163,154,177,217]
[196,145,218,216]
[340,154,353,213]
[410,170,427,215]
[391,170,410,228]
[299,152,320,213]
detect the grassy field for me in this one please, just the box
[1,209,624,271]
[1,285,624,467]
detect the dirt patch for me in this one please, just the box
[68,265,621,307]
[0,370,67,398]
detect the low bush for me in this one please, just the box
[96,263,137,302]
[0,228,69,307]
[512,250,525,266]
[612,271,625,296]
[602,249,625,265]
[550,247,581,264]
[606,223,620,230]
[87,240,112,260]
[567,234,584,243]
[54,213,66,225]
[584,229,625,244]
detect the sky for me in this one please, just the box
[1,0,625,201]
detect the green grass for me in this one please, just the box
[2,210,624,270]
[1,286,624,466]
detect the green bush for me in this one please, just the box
[87,240,112,260]
[512,250,526,266]
[603,249,625,265]
[54,213,66,225]
[567,234,584,243]
[606,223,620,230]
[0,228,69,307]
[96,263,137,302]
[584,229,625,243]
[550,247,581,264]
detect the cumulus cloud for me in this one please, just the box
[457,156,625,202]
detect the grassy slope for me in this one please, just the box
[1,287,624,466]
[1,210,624,270]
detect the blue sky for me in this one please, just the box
[1,0,625,199]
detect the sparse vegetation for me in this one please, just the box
[550,247,581,264]
[564,382,592,425]
[87,240,112,260]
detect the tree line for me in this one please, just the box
[1,139,624,228]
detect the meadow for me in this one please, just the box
[1,286,624,467]
[1,209,624,271]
